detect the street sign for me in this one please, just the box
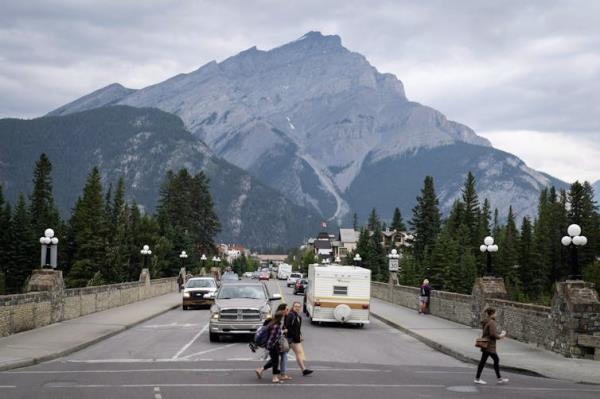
[389,258,399,272]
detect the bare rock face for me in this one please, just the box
[47,32,564,222]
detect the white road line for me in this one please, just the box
[48,383,445,389]
[181,343,237,359]
[154,387,160,392]
[7,367,390,374]
[171,323,209,359]
[154,386,162,399]
[0,385,16,388]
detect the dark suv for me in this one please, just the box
[293,278,308,295]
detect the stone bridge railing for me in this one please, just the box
[0,269,178,337]
[372,278,600,360]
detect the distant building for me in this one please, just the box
[253,254,288,265]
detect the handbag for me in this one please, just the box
[475,337,490,349]
[279,335,290,352]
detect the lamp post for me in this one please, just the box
[140,245,152,269]
[179,250,188,273]
[39,228,59,268]
[353,253,362,267]
[388,248,400,287]
[200,254,207,274]
[334,256,341,264]
[479,236,499,277]
[561,224,588,280]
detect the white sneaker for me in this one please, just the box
[497,378,509,384]
[474,379,487,385]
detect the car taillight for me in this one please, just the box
[362,304,369,310]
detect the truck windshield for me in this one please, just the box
[186,279,215,288]
[217,285,266,299]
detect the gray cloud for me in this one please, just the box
[1,1,599,181]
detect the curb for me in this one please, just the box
[371,312,546,379]
[0,301,180,372]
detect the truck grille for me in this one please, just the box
[219,309,261,321]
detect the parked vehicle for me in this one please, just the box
[182,277,218,310]
[304,264,370,326]
[286,272,303,287]
[293,278,308,295]
[209,281,281,342]
[243,272,253,278]
[258,271,270,281]
[277,263,292,280]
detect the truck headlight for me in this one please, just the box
[260,305,271,320]
[211,312,219,320]
[183,292,190,298]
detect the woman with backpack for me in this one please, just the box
[255,308,288,383]
[474,308,509,385]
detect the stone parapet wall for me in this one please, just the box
[485,298,551,346]
[0,277,177,337]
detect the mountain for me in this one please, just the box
[48,31,565,223]
[0,106,319,248]
[48,83,136,116]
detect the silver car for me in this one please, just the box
[209,281,281,342]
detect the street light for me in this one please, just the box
[201,254,207,272]
[212,256,221,268]
[334,256,341,264]
[140,245,152,269]
[388,248,401,286]
[179,250,188,272]
[39,228,59,268]
[561,224,588,280]
[479,236,499,277]
[353,253,362,267]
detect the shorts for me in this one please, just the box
[290,342,305,361]
[419,296,429,304]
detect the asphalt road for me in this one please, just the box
[1,279,599,398]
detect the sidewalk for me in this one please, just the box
[0,292,180,371]
[370,298,600,384]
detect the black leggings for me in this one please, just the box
[263,348,280,375]
[476,351,501,379]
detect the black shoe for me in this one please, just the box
[302,369,314,376]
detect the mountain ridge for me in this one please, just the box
[46,31,563,222]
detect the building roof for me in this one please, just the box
[339,228,358,243]
[314,240,332,250]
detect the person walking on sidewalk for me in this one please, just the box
[177,275,184,292]
[285,301,313,376]
[474,308,509,385]
[419,279,431,314]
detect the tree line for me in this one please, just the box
[349,172,600,303]
[0,154,220,294]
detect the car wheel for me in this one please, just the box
[209,332,219,342]
[357,323,364,328]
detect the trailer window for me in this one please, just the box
[333,286,348,296]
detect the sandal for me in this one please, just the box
[255,368,262,379]
[272,378,283,384]
[280,375,292,381]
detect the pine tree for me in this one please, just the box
[6,195,36,293]
[477,199,492,275]
[461,172,481,250]
[29,153,60,238]
[410,176,441,265]
[497,206,521,298]
[104,177,129,282]
[519,216,542,298]
[66,167,106,287]
[352,212,359,231]
[428,226,459,291]
[0,187,11,294]
[390,207,406,232]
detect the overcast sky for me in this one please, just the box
[2,0,599,183]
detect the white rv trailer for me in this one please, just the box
[304,264,371,326]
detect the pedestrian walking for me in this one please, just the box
[254,310,285,383]
[177,275,184,292]
[255,304,291,381]
[474,308,509,385]
[285,301,313,376]
[419,279,431,314]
